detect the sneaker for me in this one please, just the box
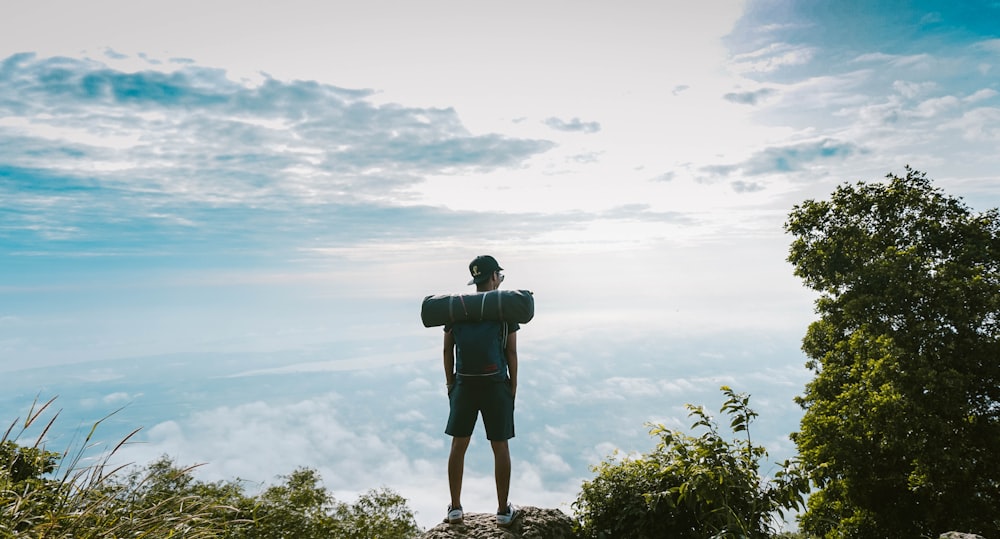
[496,503,520,528]
[445,504,463,525]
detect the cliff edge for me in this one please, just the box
[420,506,577,539]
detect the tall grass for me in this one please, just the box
[1,396,236,538]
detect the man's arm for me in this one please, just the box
[443,329,456,390]
[506,330,518,399]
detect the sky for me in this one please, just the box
[1,0,999,531]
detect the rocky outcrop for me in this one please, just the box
[420,506,577,539]
[938,533,986,539]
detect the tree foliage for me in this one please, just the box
[0,396,215,539]
[573,387,808,539]
[237,466,421,539]
[0,397,422,539]
[785,167,1000,537]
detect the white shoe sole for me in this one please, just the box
[496,510,519,527]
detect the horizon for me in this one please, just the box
[2,0,998,530]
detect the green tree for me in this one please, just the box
[243,468,420,539]
[573,387,808,539]
[247,467,341,538]
[333,487,421,539]
[785,167,1000,537]
[114,456,253,537]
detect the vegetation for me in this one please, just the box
[785,167,1000,537]
[0,396,421,539]
[573,386,809,539]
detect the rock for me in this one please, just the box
[939,534,986,539]
[420,506,578,539]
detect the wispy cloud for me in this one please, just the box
[0,54,553,186]
[723,87,777,105]
[942,107,1000,141]
[703,138,863,178]
[597,204,693,224]
[542,116,601,134]
[732,180,767,193]
[852,52,934,68]
[853,87,1000,132]
[975,38,1000,52]
[720,1,1000,193]
[892,80,938,99]
[0,53,555,256]
[2,53,728,264]
[730,42,815,74]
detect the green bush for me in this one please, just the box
[573,387,808,539]
[239,467,420,539]
[1,397,239,538]
[1,396,421,539]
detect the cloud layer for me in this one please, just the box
[3,326,811,530]
[0,53,556,257]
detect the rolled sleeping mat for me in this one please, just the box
[421,289,534,327]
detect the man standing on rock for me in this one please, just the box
[443,255,520,528]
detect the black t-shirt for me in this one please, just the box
[446,321,519,379]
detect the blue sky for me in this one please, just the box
[2,0,999,531]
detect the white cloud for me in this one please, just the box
[585,442,626,465]
[965,88,999,103]
[853,52,933,69]
[542,117,601,134]
[75,368,125,383]
[918,12,943,25]
[604,376,662,397]
[974,38,1000,53]
[913,95,962,118]
[661,378,698,394]
[395,410,427,422]
[892,80,937,99]
[850,87,1000,139]
[731,43,816,73]
[942,107,1000,141]
[102,392,135,405]
[543,425,572,440]
[536,450,572,474]
[724,87,778,105]
[703,138,863,177]
[107,392,579,529]
[0,53,553,213]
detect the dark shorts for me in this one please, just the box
[445,378,515,441]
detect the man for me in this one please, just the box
[443,255,520,528]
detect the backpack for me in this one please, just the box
[452,320,508,379]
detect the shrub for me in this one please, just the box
[1,396,229,538]
[1,396,422,539]
[573,387,808,539]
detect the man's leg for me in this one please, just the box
[490,439,511,513]
[448,436,471,509]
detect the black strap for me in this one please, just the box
[501,321,508,352]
